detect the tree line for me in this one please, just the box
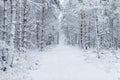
[62,0,120,58]
[0,0,60,71]
[62,0,120,50]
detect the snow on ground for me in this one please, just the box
[0,45,120,80]
[30,45,119,80]
[83,49,120,79]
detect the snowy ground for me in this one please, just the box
[0,45,120,80]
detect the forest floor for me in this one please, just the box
[0,45,120,80]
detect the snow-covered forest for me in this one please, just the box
[0,0,120,80]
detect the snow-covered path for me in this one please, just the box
[30,45,115,80]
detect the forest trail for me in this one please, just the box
[30,45,115,80]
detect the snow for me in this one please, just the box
[29,45,119,80]
[0,45,120,80]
